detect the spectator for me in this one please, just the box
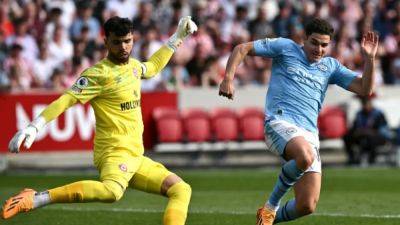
[106,0,138,20]
[186,42,211,86]
[3,43,33,90]
[392,58,400,84]
[343,94,393,165]
[23,1,46,41]
[382,19,400,84]
[78,25,97,60]
[0,0,398,91]
[248,7,275,40]
[136,26,164,91]
[64,56,86,88]
[92,44,108,64]
[132,1,157,35]
[44,7,64,41]
[272,1,299,38]
[45,68,66,91]
[229,5,250,44]
[70,1,100,41]
[0,6,14,38]
[48,25,73,67]
[33,42,57,87]
[201,55,222,87]
[161,57,190,91]
[5,18,38,61]
[46,0,76,29]
[70,38,91,68]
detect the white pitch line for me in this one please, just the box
[44,207,400,219]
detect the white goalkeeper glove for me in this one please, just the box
[167,16,198,51]
[8,116,46,153]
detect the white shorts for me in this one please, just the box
[265,119,321,173]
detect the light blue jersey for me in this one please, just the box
[254,38,357,133]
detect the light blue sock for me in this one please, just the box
[274,199,300,223]
[266,160,304,209]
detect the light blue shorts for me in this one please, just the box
[265,119,321,173]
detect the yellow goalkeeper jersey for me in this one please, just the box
[66,57,148,156]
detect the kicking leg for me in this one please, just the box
[2,151,140,219]
[2,180,123,220]
[129,156,191,225]
[48,152,142,205]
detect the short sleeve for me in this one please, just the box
[329,59,358,89]
[253,37,294,58]
[65,68,103,104]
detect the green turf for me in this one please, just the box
[0,168,399,225]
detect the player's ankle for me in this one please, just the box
[265,202,279,212]
[33,191,51,208]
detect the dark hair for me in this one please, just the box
[103,16,133,37]
[305,18,334,38]
[50,7,62,16]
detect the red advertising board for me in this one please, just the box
[0,91,177,152]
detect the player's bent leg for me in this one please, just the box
[129,156,191,225]
[266,137,314,207]
[49,180,124,203]
[284,136,315,171]
[293,172,321,216]
[258,136,315,225]
[274,172,321,224]
[162,175,192,225]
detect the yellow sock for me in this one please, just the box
[163,181,192,225]
[48,180,124,203]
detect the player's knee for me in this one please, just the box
[296,149,314,170]
[297,199,318,216]
[166,181,192,200]
[102,180,125,202]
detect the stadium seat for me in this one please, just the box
[210,107,239,141]
[318,106,347,139]
[238,107,265,141]
[181,108,211,142]
[153,107,183,143]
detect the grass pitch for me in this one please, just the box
[0,167,399,225]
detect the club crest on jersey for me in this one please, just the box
[133,68,139,78]
[76,77,89,88]
[119,163,127,172]
[316,63,328,72]
[286,128,297,135]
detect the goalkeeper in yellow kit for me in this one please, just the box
[2,16,197,225]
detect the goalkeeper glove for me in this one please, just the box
[8,116,46,153]
[167,16,198,51]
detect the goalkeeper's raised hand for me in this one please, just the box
[167,16,198,51]
[8,117,46,153]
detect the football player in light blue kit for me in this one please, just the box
[219,18,379,225]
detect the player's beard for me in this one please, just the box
[108,50,131,64]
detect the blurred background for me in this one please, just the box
[0,0,400,170]
[1,1,400,225]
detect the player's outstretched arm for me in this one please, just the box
[219,42,254,100]
[348,31,379,96]
[8,94,78,153]
[142,16,197,78]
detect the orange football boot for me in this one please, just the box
[2,188,36,219]
[256,206,276,225]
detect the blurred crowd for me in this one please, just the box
[0,0,399,92]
